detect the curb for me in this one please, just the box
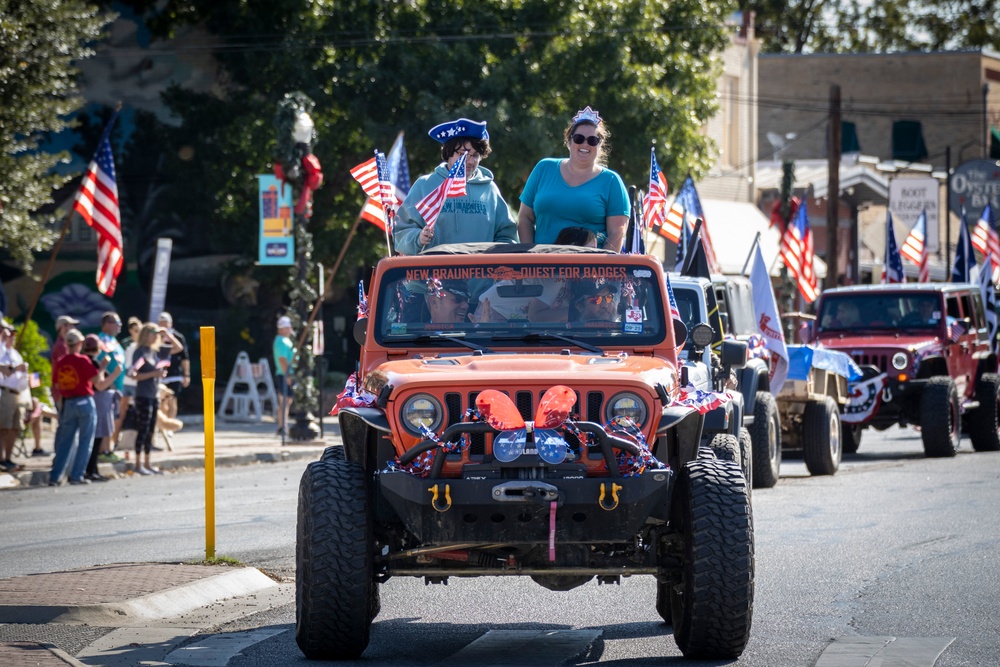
[0,567,277,626]
[3,446,326,488]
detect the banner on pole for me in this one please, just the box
[258,175,295,265]
[148,238,173,322]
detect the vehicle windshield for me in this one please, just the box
[373,261,666,348]
[818,293,945,333]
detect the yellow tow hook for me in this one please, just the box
[598,482,622,511]
[429,483,452,512]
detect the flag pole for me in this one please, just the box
[682,218,704,276]
[294,209,364,353]
[16,208,75,347]
[740,232,763,277]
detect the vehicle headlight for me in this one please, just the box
[401,394,443,435]
[605,392,648,427]
[891,352,908,370]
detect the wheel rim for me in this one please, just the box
[769,413,780,474]
[828,408,841,461]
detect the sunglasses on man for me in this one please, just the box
[583,294,615,305]
[571,134,602,147]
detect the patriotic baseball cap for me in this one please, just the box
[428,118,489,144]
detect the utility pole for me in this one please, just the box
[827,84,841,290]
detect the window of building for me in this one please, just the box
[842,121,860,154]
[892,120,928,162]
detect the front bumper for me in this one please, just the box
[378,467,674,544]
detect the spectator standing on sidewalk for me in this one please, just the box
[157,312,189,422]
[95,312,125,464]
[273,316,295,436]
[49,315,80,412]
[48,329,121,486]
[115,316,142,451]
[82,334,114,482]
[0,320,29,472]
[130,323,180,475]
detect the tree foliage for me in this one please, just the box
[104,0,732,283]
[746,0,1000,53]
[0,0,111,269]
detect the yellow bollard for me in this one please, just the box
[201,327,216,560]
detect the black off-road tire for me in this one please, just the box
[738,427,753,496]
[708,433,740,464]
[920,377,961,458]
[802,397,841,476]
[668,458,754,659]
[750,391,781,489]
[296,459,375,660]
[967,373,1000,452]
[321,444,346,461]
[842,423,863,454]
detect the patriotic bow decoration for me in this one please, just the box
[329,372,377,416]
[476,385,576,464]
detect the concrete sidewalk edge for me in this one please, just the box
[0,567,278,626]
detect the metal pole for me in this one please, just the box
[827,84,841,290]
[200,326,216,560]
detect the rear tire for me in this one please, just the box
[321,444,346,461]
[296,459,374,660]
[669,458,754,659]
[968,373,1000,452]
[802,397,841,476]
[738,427,753,498]
[750,392,781,489]
[920,377,961,458]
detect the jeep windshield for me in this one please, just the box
[373,260,666,348]
[817,293,945,333]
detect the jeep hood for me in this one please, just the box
[364,353,678,395]
[817,334,943,356]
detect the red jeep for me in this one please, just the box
[810,283,1000,457]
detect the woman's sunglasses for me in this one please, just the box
[571,134,602,147]
[584,294,615,305]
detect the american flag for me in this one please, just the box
[780,202,818,303]
[952,208,976,283]
[665,273,681,321]
[349,156,381,199]
[900,210,929,282]
[643,148,669,233]
[72,114,123,296]
[661,177,721,274]
[360,133,411,232]
[415,153,467,232]
[971,204,1000,286]
[883,212,905,284]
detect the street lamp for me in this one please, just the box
[274,92,324,441]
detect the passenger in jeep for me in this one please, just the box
[425,279,472,323]
[900,298,940,326]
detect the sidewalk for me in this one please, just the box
[1,412,336,489]
[0,563,288,666]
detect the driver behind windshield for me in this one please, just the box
[425,279,472,323]
[569,279,620,322]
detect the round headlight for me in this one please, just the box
[401,394,443,435]
[690,323,715,348]
[605,392,648,427]
[891,352,908,370]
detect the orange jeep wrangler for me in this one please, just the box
[296,244,753,661]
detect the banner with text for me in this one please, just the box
[258,174,295,265]
[889,176,939,253]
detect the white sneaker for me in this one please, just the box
[136,465,152,476]
[149,466,163,475]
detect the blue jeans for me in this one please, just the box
[49,396,97,483]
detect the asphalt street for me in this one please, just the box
[2,424,999,666]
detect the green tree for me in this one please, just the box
[0,0,111,269]
[105,0,732,284]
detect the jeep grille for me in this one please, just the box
[851,353,889,374]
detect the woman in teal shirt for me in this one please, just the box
[517,106,629,250]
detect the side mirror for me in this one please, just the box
[672,319,688,349]
[354,318,368,346]
[721,340,747,370]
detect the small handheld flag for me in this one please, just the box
[415,153,467,233]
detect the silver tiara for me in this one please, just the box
[572,106,602,125]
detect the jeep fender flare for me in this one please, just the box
[703,393,742,438]
[338,408,391,469]
[657,405,705,467]
[736,358,768,417]
[916,355,948,379]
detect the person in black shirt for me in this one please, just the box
[157,312,189,420]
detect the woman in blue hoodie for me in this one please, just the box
[393,118,519,255]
